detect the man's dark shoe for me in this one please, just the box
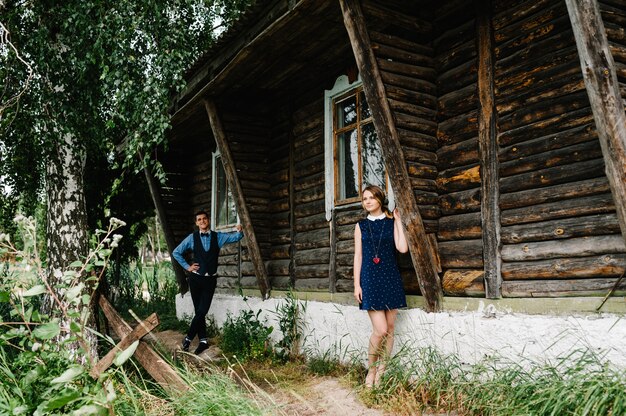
[182,337,191,352]
[194,340,209,355]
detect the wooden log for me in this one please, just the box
[294,228,330,250]
[500,140,603,178]
[369,30,434,57]
[438,211,482,241]
[385,86,438,109]
[437,110,479,146]
[501,193,615,225]
[437,59,478,96]
[493,0,555,31]
[371,42,434,67]
[389,99,438,120]
[294,199,325,218]
[437,165,481,193]
[90,312,159,378]
[204,100,270,298]
[567,0,626,248]
[501,213,622,243]
[499,158,606,194]
[500,176,610,210]
[502,277,626,297]
[437,40,477,74]
[377,59,437,80]
[502,235,626,261]
[340,0,443,311]
[395,113,437,135]
[438,84,478,119]
[380,71,437,95]
[438,239,484,268]
[476,0,502,298]
[336,208,364,225]
[295,212,328,232]
[501,253,626,279]
[398,129,439,152]
[437,137,479,170]
[98,296,188,393]
[498,123,596,162]
[295,247,331,265]
[498,108,594,148]
[439,188,481,215]
[498,91,590,133]
[294,171,325,191]
[442,269,485,297]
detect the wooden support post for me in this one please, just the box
[144,166,188,293]
[329,209,337,293]
[566,0,626,246]
[98,296,188,393]
[475,0,502,299]
[289,118,296,288]
[203,99,271,299]
[90,312,159,378]
[339,0,443,311]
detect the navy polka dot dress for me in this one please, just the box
[359,217,407,311]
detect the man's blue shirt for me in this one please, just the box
[172,230,243,270]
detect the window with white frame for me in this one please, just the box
[324,75,391,220]
[211,151,238,229]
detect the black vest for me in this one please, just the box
[192,231,220,276]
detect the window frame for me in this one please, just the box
[211,150,238,230]
[324,75,394,220]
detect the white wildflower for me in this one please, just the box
[109,217,127,228]
[0,233,5,242]
[54,269,63,278]
[13,214,25,222]
[32,342,42,352]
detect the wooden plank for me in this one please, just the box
[90,313,159,378]
[329,210,337,293]
[502,235,626,261]
[502,253,626,279]
[204,100,270,298]
[98,296,188,393]
[144,166,188,293]
[442,269,485,297]
[502,277,626,297]
[566,0,626,247]
[339,0,443,311]
[476,0,501,298]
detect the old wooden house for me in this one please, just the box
[149,0,626,312]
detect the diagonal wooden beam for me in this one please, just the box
[203,99,271,299]
[475,0,502,299]
[98,296,188,393]
[144,166,189,293]
[339,0,443,311]
[566,0,626,246]
[90,312,159,378]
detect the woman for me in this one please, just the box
[353,185,408,387]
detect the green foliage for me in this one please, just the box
[360,344,626,416]
[220,309,274,362]
[107,261,187,332]
[0,216,126,414]
[272,291,306,361]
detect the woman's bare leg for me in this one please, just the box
[375,309,398,385]
[366,310,388,386]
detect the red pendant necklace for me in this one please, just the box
[367,218,385,264]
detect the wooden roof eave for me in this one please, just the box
[170,0,305,126]
[339,0,443,312]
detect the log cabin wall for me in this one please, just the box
[600,0,626,105]
[267,112,292,290]
[433,0,484,297]
[494,0,625,296]
[291,98,332,292]
[360,0,439,294]
[218,111,272,289]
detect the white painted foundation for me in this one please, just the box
[176,292,626,369]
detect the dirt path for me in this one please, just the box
[152,330,385,415]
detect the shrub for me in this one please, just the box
[220,309,273,362]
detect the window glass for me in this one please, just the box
[333,88,385,204]
[214,155,237,228]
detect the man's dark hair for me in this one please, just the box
[194,210,209,219]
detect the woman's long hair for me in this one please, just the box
[362,184,393,218]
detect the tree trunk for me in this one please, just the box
[45,132,93,360]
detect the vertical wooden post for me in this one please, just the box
[566,0,626,245]
[339,0,443,311]
[329,209,338,293]
[475,0,502,298]
[203,99,271,299]
[289,118,297,288]
[144,166,188,293]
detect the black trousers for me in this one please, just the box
[186,273,217,340]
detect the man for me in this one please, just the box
[172,210,243,354]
